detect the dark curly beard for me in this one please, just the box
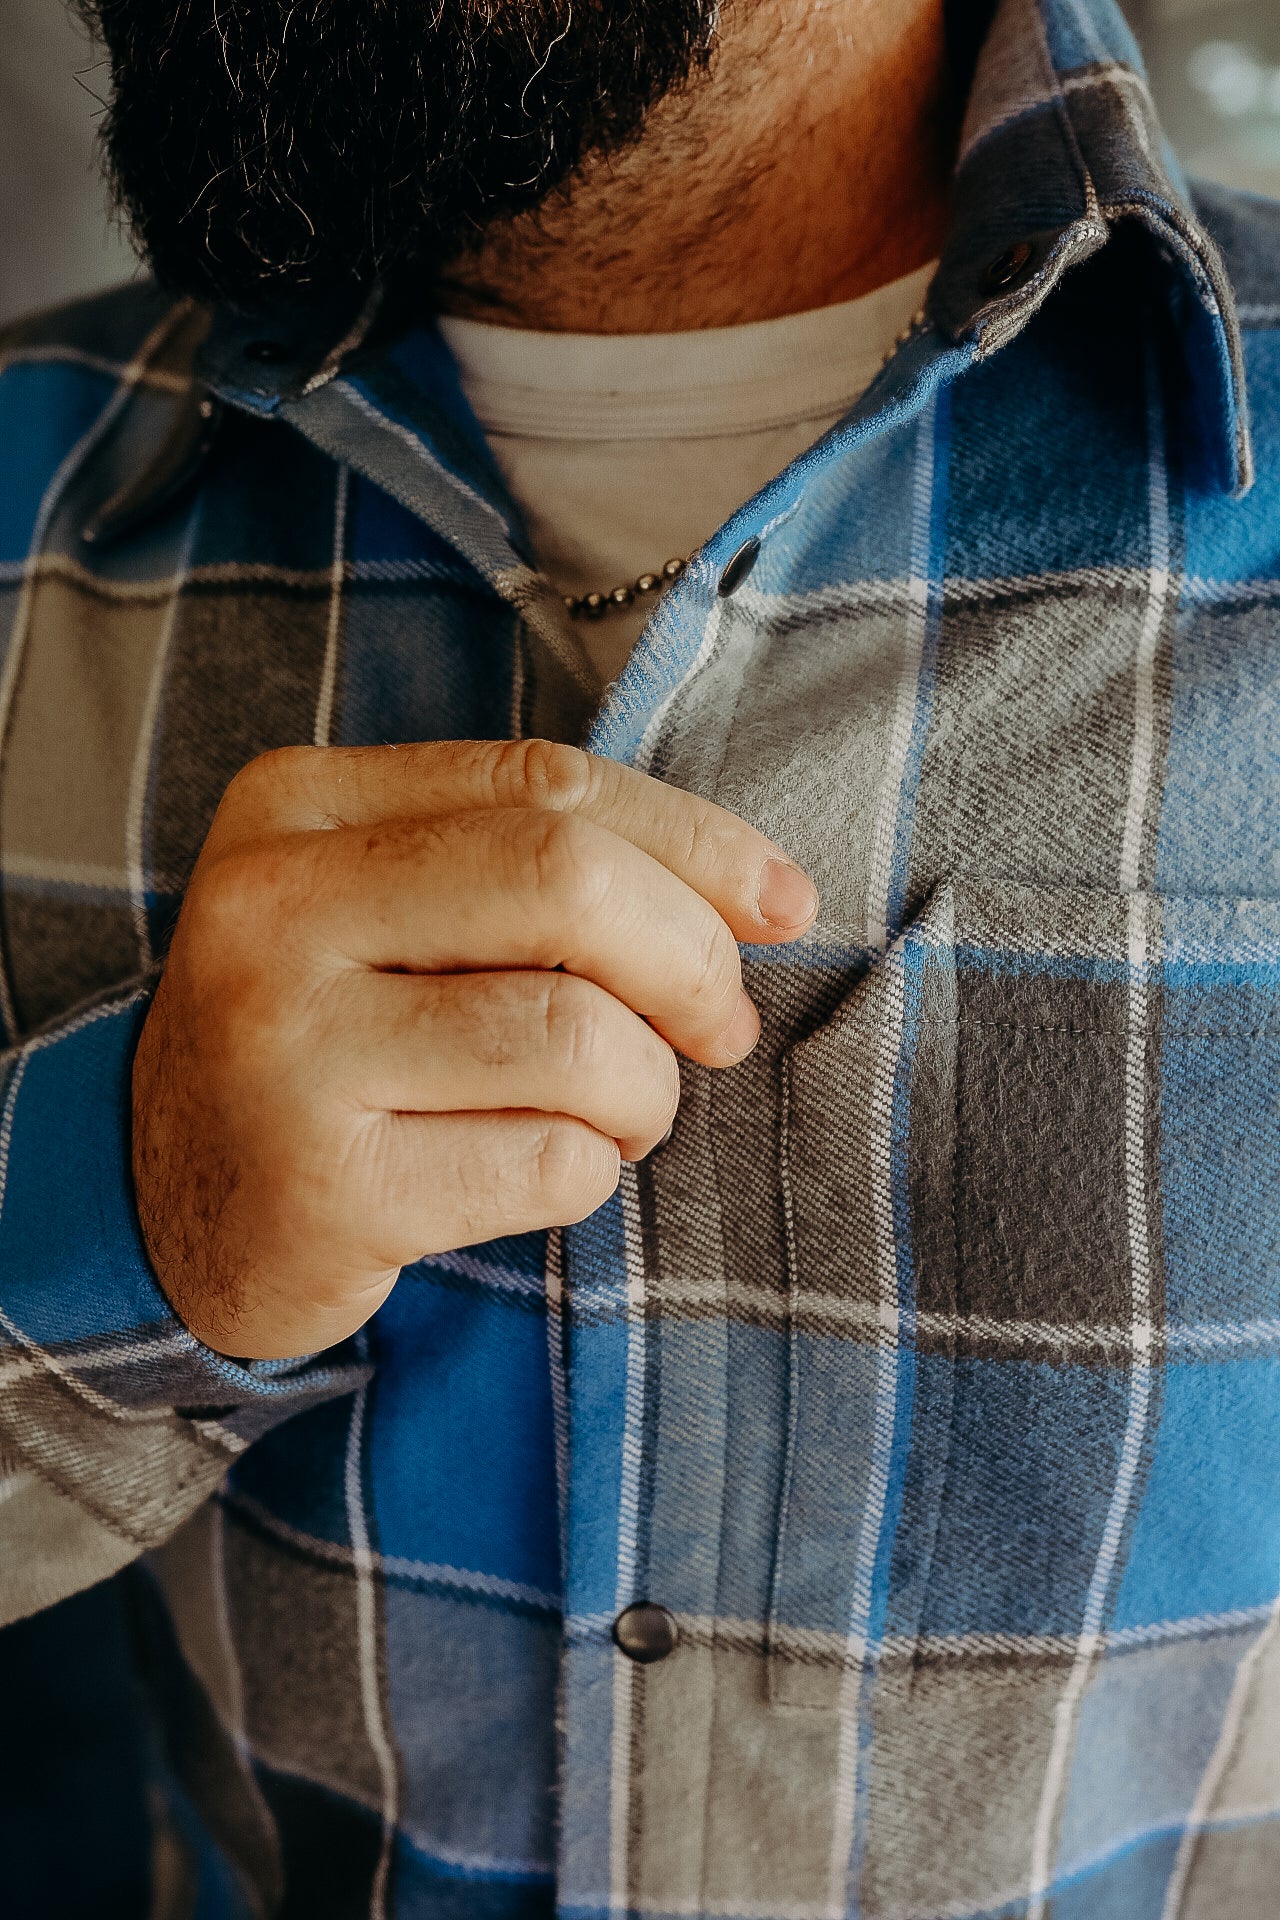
[80,0,721,306]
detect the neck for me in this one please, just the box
[435,0,954,335]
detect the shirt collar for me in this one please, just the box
[929,0,1250,493]
[194,0,1251,498]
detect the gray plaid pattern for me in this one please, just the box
[3,0,1280,1912]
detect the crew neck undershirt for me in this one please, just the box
[439,260,936,685]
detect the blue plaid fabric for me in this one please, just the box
[3,0,1280,1913]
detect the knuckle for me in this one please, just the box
[181,844,308,1011]
[187,844,273,943]
[495,738,596,815]
[540,973,604,1075]
[221,745,314,815]
[681,803,734,887]
[182,852,260,956]
[689,917,742,1018]
[530,1117,615,1209]
[526,809,612,915]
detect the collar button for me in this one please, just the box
[243,338,295,366]
[718,535,761,598]
[984,241,1035,294]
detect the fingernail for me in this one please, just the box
[757,857,818,930]
[719,990,761,1062]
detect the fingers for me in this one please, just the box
[215,738,817,946]
[353,1109,624,1266]
[291,806,758,1067]
[333,969,681,1161]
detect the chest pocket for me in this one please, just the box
[768,882,1280,1713]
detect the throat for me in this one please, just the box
[435,0,955,336]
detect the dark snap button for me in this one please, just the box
[984,240,1035,294]
[612,1602,679,1664]
[717,536,761,598]
[243,338,295,365]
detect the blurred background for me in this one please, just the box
[0,0,1275,1909]
[1,0,134,325]
[2,0,1280,329]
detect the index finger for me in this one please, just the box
[216,738,819,946]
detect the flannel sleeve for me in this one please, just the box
[0,982,367,1625]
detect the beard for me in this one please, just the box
[80,0,722,306]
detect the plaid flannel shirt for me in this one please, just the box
[4,0,1280,1913]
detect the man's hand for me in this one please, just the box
[132,740,818,1359]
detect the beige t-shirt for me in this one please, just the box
[439,260,934,685]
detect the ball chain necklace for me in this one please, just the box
[562,555,687,621]
[560,299,929,622]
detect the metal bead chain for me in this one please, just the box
[564,555,687,621]
[562,303,927,620]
